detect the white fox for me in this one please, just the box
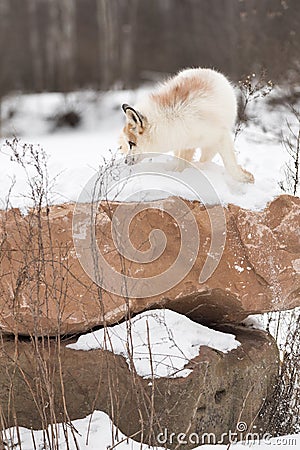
[119,67,254,183]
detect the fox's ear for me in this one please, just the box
[122,104,145,130]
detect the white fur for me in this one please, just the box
[120,68,254,183]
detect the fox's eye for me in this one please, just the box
[128,141,136,149]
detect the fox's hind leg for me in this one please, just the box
[180,148,195,162]
[200,146,217,163]
[218,131,254,183]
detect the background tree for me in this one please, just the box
[0,0,299,96]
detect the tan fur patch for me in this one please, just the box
[151,75,213,109]
[123,124,137,145]
[123,121,144,143]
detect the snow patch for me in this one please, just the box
[67,309,240,379]
[234,264,245,273]
[242,315,265,331]
[1,410,165,450]
[292,259,300,273]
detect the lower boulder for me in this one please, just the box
[0,323,278,448]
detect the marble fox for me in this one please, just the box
[119,67,254,183]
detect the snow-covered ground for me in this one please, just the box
[67,309,240,378]
[0,86,298,211]
[3,410,300,450]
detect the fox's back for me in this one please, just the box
[147,68,237,129]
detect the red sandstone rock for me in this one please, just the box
[0,195,299,336]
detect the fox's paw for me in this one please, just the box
[174,158,189,172]
[232,166,255,184]
[237,167,255,184]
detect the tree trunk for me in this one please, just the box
[120,0,139,88]
[27,0,43,91]
[46,0,60,90]
[60,0,76,92]
[96,0,119,89]
[0,0,11,136]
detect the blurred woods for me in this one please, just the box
[0,0,299,100]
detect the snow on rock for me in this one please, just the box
[292,258,300,273]
[81,153,284,210]
[0,141,285,211]
[67,309,240,378]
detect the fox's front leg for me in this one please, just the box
[173,149,196,171]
